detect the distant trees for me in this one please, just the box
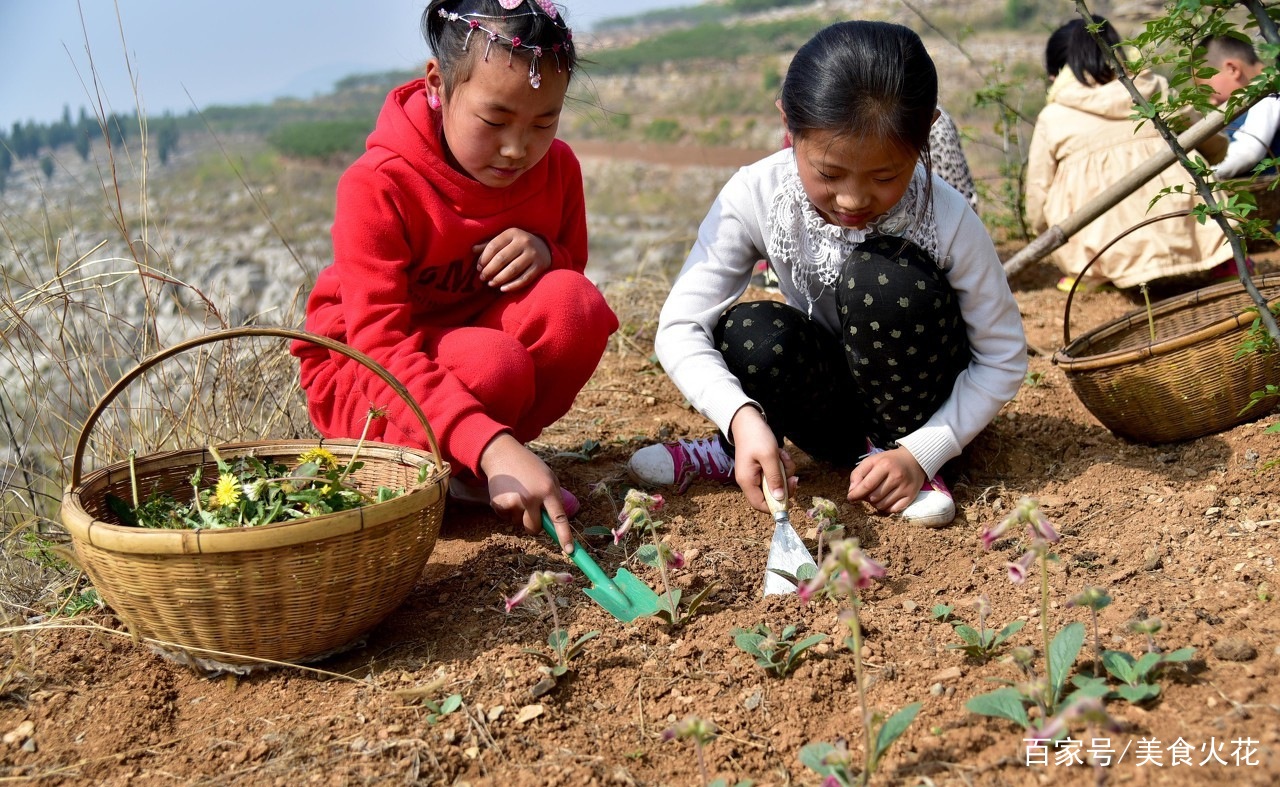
[267,120,371,161]
[0,106,183,192]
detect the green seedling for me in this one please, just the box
[731,623,827,678]
[945,594,1026,662]
[554,438,602,462]
[423,693,462,725]
[930,604,956,624]
[1067,643,1195,705]
[54,587,104,617]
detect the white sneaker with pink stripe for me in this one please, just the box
[864,441,955,528]
[628,437,735,492]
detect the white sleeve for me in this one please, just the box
[654,170,768,436]
[894,194,1029,479]
[1214,98,1280,179]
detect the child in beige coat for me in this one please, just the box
[1025,17,1231,292]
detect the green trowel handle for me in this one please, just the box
[541,512,620,592]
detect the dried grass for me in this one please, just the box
[0,9,319,681]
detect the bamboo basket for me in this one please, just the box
[60,327,450,668]
[1053,213,1280,443]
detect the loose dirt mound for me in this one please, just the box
[2,256,1278,787]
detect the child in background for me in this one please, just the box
[929,107,978,211]
[1025,17,1231,293]
[1198,34,1280,179]
[292,0,617,552]
[628,21,1027,528]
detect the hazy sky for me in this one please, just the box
[0,0,696,130]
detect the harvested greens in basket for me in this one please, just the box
[105,407,427,530]
[106,444,425,530]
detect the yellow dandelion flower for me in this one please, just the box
[214,473,241,508]
[298,447,339,470]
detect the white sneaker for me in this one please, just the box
[902,475,955,528]
[628,437,735,492]
[864,441,955,528]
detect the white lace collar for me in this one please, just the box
[765,161,939,315]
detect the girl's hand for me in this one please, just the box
[847,446,925,515]
[479,433,573,554]
[728,405,796,513]
[474,229,552,292]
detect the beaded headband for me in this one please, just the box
[437,0,573,89]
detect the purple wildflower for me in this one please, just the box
[1005,550,1037,584]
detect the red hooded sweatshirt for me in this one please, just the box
[294,79,590,473]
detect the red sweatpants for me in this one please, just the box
[301,269,618,475]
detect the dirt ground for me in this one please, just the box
[3,243,1279,787]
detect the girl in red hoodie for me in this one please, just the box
[293,0,617,552]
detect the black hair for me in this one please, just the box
[779,21,938,159]
[1197,33,1261,67]
[1045,16,1120,85]
[422,0,577,94]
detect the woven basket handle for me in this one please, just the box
[1062,209,1192,347]
[69,326,443,488]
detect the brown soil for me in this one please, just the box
[3,250,1279,787]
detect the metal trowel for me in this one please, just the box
[760,464,819,596]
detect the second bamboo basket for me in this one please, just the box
[1052,214,1280,443]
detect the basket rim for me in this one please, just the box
[1053,273,1280,372]
[61,438,449,556]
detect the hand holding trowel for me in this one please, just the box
[760,461,819,596]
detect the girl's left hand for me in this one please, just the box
[847,446,925,515]
[474,229,552,291]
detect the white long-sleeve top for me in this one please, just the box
[654,149,1028,479]
[1213,94,1280,179]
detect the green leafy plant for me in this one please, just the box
[799,704,921,787]
[553,438,603,462]
[1070,647,1195,704]
[106,408,416,530]
[423,693,463,725]
[505,570,600,696]
[1065,616,1196,705]
[731,622,827,678]
[619,489,717,627]
[54,587,104,617]
[944,594,1026,662]
[930,603,956,624]
[799,540,921,785]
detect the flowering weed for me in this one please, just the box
[967,498,1087,731]
[661,716,751,787]
[798,539,920,785]
[505,570,600,696]
[619,488,716,627]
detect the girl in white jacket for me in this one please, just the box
[628,21,1027,529]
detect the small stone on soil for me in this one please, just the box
[1212,638,1257,662]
